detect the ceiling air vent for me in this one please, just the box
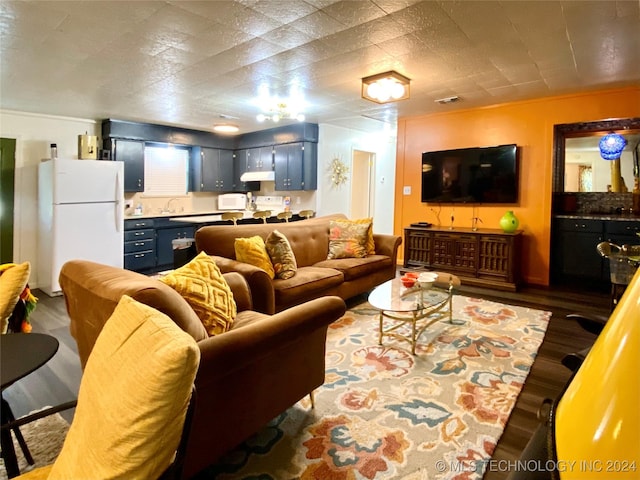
[435,96,460,105]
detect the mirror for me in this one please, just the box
[553,117,640,193]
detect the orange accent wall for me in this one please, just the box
[395,87,640,286]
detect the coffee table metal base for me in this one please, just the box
[377,293,455,355]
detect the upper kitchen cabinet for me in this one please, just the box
[246,147,274,172]
[232,151,259,192]
[274,142,317,191]
[111,139,144,192]
[190,147,234,192]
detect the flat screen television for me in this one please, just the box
[421,144,519,204]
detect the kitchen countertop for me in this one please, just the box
[125,211,226,220]
[125,210,298,223]
[554,214,640,221]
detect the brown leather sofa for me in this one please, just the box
[59,260,346,479]
[195,213,402,314]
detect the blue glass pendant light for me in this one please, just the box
[599,133,627,160]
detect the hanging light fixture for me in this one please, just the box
[599,133,627,160]
[361,70,410,104]
[256,101,305,123]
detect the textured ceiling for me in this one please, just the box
[1,0,639,134]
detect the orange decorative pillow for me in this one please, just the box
[160,252,236,336]
[234,236,276,279]
[327,220,370,259]
[265,230,297,280]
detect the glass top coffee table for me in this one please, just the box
[368,272,461,354]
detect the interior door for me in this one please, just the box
[0,138,16,263]
[350,150,374,218]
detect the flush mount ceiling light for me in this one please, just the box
[256,101,305,123]
[361,70,410,104]
[599,133,627,160]
[213,123,239,134]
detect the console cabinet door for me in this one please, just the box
[478,235,516,283]
[404,229,432,268]
[431,233,477,273]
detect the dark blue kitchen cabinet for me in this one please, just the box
[113,139,145,192]
[190,147,234,192]
[156,225,195,270]
[274,142,317,191]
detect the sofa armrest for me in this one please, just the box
[222,272,252,313]
[212,255,275,314]
[373,233,402,259]
[195,296,346,384]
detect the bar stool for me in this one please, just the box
[253,210,271,224]
[299,209,315,219]
[221,211,243,225]
[277,211,292,222]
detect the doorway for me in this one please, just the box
[350,150,375,219]
[0,138,16,263]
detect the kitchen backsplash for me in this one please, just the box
[124,190,317,216]
[555,192,634,215]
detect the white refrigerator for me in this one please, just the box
[38,159,124,296]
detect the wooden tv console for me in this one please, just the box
[403,226,523,291]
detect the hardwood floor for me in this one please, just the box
[2,280,610,478]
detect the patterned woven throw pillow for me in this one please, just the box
[265,230,297,280]
[327,220,370,259]
[160,251,236,336]
[234,235,276,279]
[341,218,375,255]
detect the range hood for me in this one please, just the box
[240,171,275,182]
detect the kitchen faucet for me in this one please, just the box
[163,197,179,214]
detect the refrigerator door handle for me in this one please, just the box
[115,170,123,233]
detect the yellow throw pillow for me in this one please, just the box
[234,235,276,279]
[265,230,297,280]
[0,262,30,334]
[160,251,236,336]
[327,220,370,259]
[346,218,375,255]
[49,295,200,480]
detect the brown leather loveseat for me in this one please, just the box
[195,213,402,314]
[59,260,346,479]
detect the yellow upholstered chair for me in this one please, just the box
[13,295,200,480]
[299,209,315,219]
[253,210,271,223]
[554,268,640,479]
[508,268,640,480]
[221,211,244,226]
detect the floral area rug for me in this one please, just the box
[198,295,550,480]
[0,411,69,480]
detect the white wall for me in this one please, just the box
[1,110,99,287]
[318,123,397,234]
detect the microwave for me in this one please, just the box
[218,193,246,210]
